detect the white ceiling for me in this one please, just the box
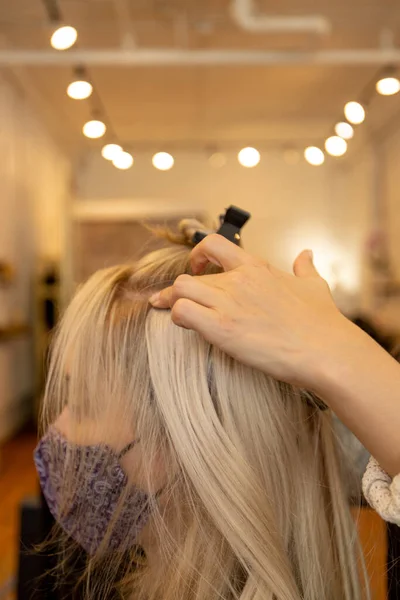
[2,0,400,154]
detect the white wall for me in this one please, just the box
[75,150,370,313]
[357,128,400,336]
[0,73,71,441]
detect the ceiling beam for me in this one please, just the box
[0,48,399,66]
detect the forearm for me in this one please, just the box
[313,318,400,477]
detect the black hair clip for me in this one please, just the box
[192,205,251,246]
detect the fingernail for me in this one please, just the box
[149,292,161,306]
[306,249,314,260]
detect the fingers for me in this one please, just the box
[190,234,254,274]
[150,274,224,309]
[293,249,320,278]
[170,298,220,341]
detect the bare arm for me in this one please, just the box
[150,234,400,477]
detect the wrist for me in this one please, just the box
[306,315,368,398]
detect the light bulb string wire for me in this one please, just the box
[325,64,395,143]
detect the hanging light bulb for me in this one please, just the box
[50,25,78,50]
[101,144,123,160]
[67,80,93,100]
[83,120,106,139]
[325,136,347,157]
[304,147,325,166]
[113,151,134,170]
[376,75,400,96]
[152,152,174,171]
[238,147,260,168]
[334,122,354,140]
[344,102,365,125]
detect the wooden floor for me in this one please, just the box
[0,428,38,598]
[0,430,389,599]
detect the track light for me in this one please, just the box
[334,122,354,140]
[50,25,77,50]
[238,147,260,168]
[304,147,325,166]
[113,151,134,170]
[152,152,174,171]
[344,102,365,125]
[376,75,400,96]
[83,120,106,139]
[102,144,123,160]
[325,136,347,157]
[67,80,92,100]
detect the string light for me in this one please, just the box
[83,120,106,139]
[113,151,134,170]
[238,147,260,168]
[67,80,93,100]
[102,144,123,160]
[152,152,174,170]
[376,76,400,96]
[325,136,347,157]
[304,147,325,166]
[334,122,354,140]
[50,25,77,50]
[344,102,365,125]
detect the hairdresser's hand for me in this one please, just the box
[151,234,400,477]
[150,234,350,389]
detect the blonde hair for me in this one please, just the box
[41,227,368,600]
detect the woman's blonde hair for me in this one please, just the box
[41,223,368,600]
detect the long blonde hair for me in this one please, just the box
[41,225,367,600]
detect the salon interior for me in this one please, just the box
[0,0,400,598]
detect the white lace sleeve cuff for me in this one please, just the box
[362,456,400,525]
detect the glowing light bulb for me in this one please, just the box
[325,136,347,157]
[101,144,123,160]
[50,25,78,50]
[344,102,365,125]
[304,146,325,166]
[334,122,354,140]
[113,151,134,170]
[376,76,400,96]
[152,152,174,171]
[67,80,93,100]
[238,147,260,168]
[83,120,106,139]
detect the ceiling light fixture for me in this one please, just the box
[67,80,92,100]
[152,152,175,171]
[83,119,106,139]
[238,147,260,168]
[344,101,365,125]
[304,146,325,166]
[113,151,134,170]
[50,25,78,50]
[325,136,347,157]
[376,75,400,96]
[334,122,354,140]
[102,144,123,160]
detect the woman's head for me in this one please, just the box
[38,226,366,600]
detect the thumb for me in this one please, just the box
[293,249,320,278]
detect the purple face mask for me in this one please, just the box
[34,427,155,555]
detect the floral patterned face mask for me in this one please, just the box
[34,427,155,555]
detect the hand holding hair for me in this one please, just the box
[150,234,400,478]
